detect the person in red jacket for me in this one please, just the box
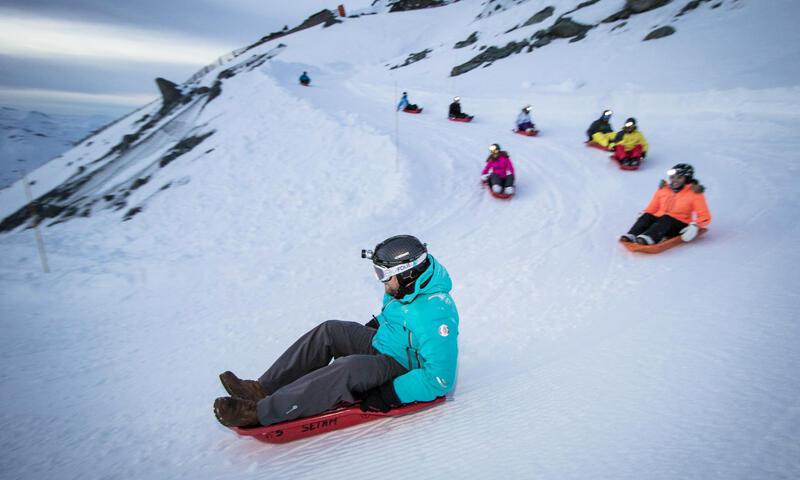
[620,163,711,245]
[481,143,515,195]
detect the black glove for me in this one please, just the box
[364,316,379,329]
[359,382,402,413]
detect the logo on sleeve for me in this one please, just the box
[438,324,449,337]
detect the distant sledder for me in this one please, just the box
[619,163,711,253]
[299,71,311,86]
[448,96,473,122]
[586,109,615,149]
[513,105,538,136]
[397,92,423,113]
[481,143,515,198]
[609,117,648,169]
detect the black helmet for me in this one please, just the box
[362,235,428,282]
[624,117,637,128]
[667,163,694,181]
[489,143,501,153]
[602,109,612,118]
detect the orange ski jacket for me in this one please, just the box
[644,182,712,227]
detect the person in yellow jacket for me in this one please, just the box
[620,164,711,245]
[610,117,648,167]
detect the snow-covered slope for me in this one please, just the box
[0,107,110,190]
[1,1,799,479]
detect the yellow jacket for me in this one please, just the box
[614,129,648,153]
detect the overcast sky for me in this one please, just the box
[0,1,374,117]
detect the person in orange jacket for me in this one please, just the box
[620,163,711,245]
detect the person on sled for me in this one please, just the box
[586,109,615,146]
[449,96,471,119]
[299,71,311,85]
[481,143,516,195]
[397,92,419,112]
[610,117,648,167]
[516,105,536,133]
[620,164,711,245]
[213,235,459,428]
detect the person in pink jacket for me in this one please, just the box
[481,144,515,195]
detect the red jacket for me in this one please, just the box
[644,182,711,227]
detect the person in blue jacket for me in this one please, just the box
[397,91,419,112]
[299,71,310,85]
[214,235,459,427]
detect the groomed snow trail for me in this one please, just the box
[1,1,799,479]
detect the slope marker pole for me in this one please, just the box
[23,174,49,273]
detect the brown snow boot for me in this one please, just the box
[219,371,267,402]
[213,396,260,427]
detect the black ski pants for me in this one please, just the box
[628,213,687,244]
[255,320,407,426]
[489,173,514,188]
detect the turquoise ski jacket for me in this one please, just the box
[371,255,459,403]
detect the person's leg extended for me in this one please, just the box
[257,354,407,426]
[258,320,377,395]
[641,215,687,243]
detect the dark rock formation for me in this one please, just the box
[523,6,555,27]
[527,17,593,50]
[159,132,215,168]
[451,40,529,76]
[243,10,340,53]
[603,0,673,22]
[454,32,479,49]
[155,78,183,114]
[628,0,672,13]
[389,0,447,12]
[643,25,676,40]
[391,49,433,69]
[677,0,710,16]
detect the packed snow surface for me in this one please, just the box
[1,1,799,479]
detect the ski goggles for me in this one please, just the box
[363,251,428,283]
[603,110,613,117]
[624,120,635,128]
[489,144,499,153]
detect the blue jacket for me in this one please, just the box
[372,255,459,403]
[397,95,409,111]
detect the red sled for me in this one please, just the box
[610,155,641,171]
[231,397,445,444]
[513,129,539,137]
[620,229,707,254]
[585,141,610,151]
[483,181,513,200]
[449,116,473,123]
[403,107,423,114]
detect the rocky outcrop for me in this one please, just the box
[451,40,529,76]
[454,32,479,49]
[528,17,593,49]
[243,10,340,54]
[391,49,433,69]
[603,0,673,22]
[389,0,451,12]
[643,25,676,40]
[523,6,555,27]
[155,78,184,114]
[677,0,711,16]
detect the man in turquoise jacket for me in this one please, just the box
[213,235,459,427]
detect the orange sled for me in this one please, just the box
[231,397,445,443]
[620,229,707,254]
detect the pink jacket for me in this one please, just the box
[482,152,515,178]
